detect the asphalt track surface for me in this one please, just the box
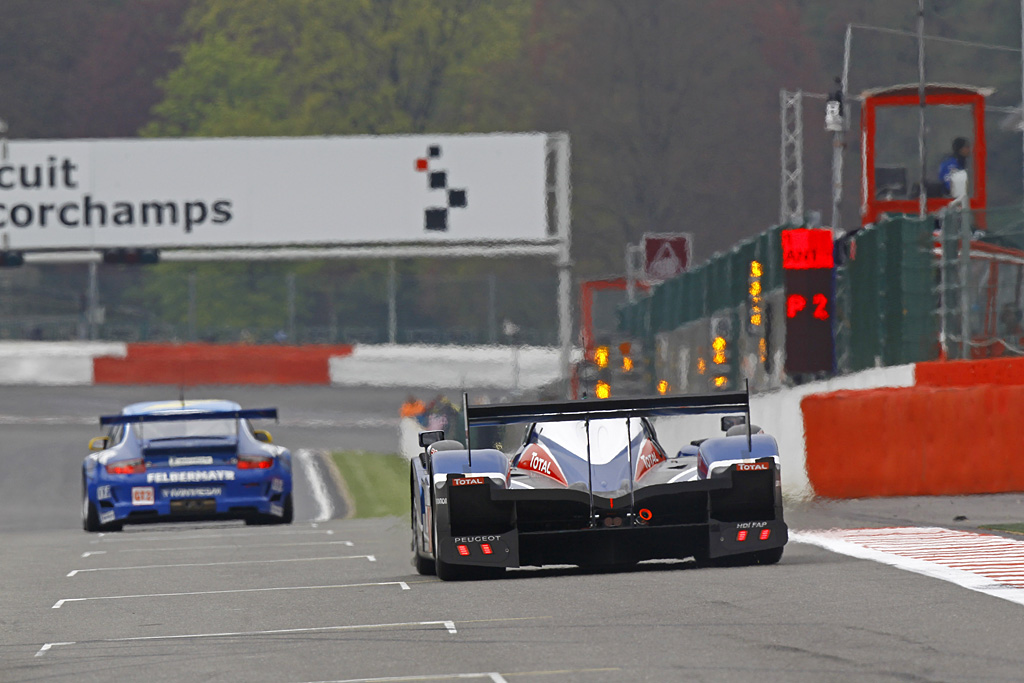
[3,386,1024,682]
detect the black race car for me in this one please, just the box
[410,390,787,580]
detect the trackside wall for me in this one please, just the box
[803,357,1024,498]
[653,365,916,500]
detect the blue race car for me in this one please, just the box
[82,400,293,532]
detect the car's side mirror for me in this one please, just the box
[418,430,444,448]
[88,436,109,451]
[254,430,273,444]
[721,415,746,432]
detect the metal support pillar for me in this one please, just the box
[549,133,574,395]
[286,272,296,342]
[780,90,805,225]
[87,261,99,341]
[488,273,497,344]
[187,271,197,341]
[387,259,398,344]
[917,0,928,218]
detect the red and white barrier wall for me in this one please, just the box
[5,341,1021,500]
[0,342,563,390]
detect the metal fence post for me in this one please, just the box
[958,204,972,359]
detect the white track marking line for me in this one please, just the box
[35,642,74,657]
[80,551,107,558]
[36,617,549,657]
[109,540,354,554]
[33,620,447,657]
[53,581,409,608]
[299,669,622,683]
[91,528,333,543]
[66,554,375,577]
[792,528,1024,606]
[301,674,508,683]
[297,448,334,522]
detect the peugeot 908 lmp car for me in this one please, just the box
[82,400,292,531]
[411,391,786,580]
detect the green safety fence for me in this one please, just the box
[619,216,940,382]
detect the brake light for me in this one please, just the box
[457,544,470,556]
[736,530,748,542]
[237,454,273,470]
[105,458,145,475]
[480,543,493,555]
[760,528,771,541]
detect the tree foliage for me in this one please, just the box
[6,1,1024,342]
[144,0,532,137]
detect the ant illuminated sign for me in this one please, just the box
[782,228,835,376]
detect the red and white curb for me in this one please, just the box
[792,527,1024,607]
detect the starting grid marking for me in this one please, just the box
[82,540,354,557]
[66,554,375,577]
[53,580,409,609]
[34,617,549,658]
[36,620,458,657]
[792,526,1024,607]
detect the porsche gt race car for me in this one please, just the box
[82,400,293,532]
[411,391,786,580]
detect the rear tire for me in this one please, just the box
[82,494,101,533]
[411,479,435,576]
[82,482,121,532]
[278,493,294,524]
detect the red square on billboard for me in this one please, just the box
[643,233,692,281]
[781,229,834,270]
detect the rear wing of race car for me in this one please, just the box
[99,408,278,426]
[462,387,752,465]
[466,391,749,426]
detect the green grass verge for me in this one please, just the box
[980,523,1024,536]
[330,451,409,519]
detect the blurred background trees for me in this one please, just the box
[1,0,1020,343]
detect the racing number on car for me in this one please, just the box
[131,486,154,506]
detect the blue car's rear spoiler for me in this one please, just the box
[465,391,748,427]
[100,408,278,427]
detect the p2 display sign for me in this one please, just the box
[781,228,835,376]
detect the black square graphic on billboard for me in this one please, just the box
[429,171,447,189]
[428,145,441,158]
[449,189,467,208]
[425,208,448,231]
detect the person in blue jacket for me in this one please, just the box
[938,137,971,196]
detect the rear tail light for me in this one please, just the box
[106,457,145,475]
[480,543,493,555]
[736,530,748,542]
[760,528,771,541]
[237,454,274,470]
[457,544,470,556]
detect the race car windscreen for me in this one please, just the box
[134,418,238,441]
[535,418,643,466]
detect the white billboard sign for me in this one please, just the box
[0,134,551,250]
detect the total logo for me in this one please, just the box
[736,463,770,471]
[518,445,567,486]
